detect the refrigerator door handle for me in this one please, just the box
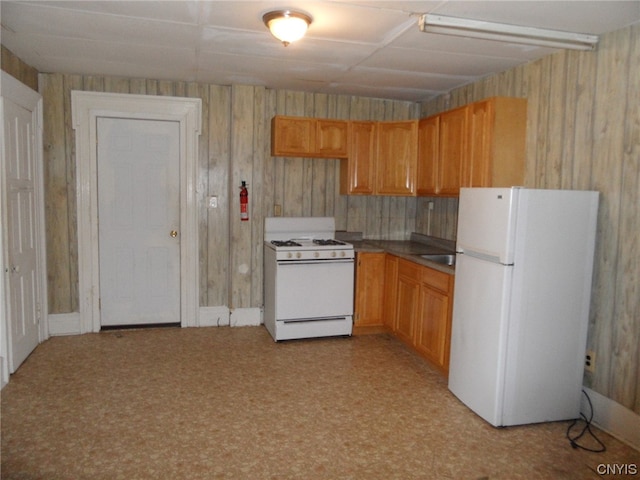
[459,250,511,266]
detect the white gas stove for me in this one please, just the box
[263,217,354,341]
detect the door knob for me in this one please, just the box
[11,265,20,273]
[170,230,178,238]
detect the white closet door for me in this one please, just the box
[3,94,42,372]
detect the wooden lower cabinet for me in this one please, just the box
[395,259,421,344]
[388,257,454,375]
[353,252,386,330]
[382,254,399,331]
[353,253,453,375]
[415,268,454,374]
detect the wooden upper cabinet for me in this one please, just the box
[271,116,314,156]
[271,116,348,158]
[437,105,469,197]
[376,120,418,196]
[416,116,440,195]
[418,97,527,197]
[316,119,349,158]
[340,121,377,195]
[463,97,527,189]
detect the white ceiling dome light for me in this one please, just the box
[263,10,313,47]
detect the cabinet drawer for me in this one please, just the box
[399,258,422,279]
[421,267,451,293]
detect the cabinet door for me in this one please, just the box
[415,267,453,373]
[316,120,348,158]
[341,121,377,194]
[376,120,418,196]
[416,116,440,195]
[382,254,399,331]
[395,260,421,344]
[464,100,493,188]
[354,252,386,327]
[271,116,314,156]
[415,285,451,372]
[438,106,468,196]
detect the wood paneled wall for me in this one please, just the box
[416,24,640,414]
[38,74,418,314]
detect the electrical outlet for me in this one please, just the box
[585,350,596,373]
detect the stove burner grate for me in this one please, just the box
[271,240,302,247]
[313,239,346,246]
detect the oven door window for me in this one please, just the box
[275,260,354,320]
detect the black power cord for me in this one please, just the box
[566,389,606,452]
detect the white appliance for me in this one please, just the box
[263,217,354,341]
[448,187,599,427]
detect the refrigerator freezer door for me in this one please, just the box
[456,188,519,264]
[448,254,513,427]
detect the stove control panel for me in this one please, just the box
[277,248,354,261]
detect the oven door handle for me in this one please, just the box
[277,259,354,266]
[282,316,348,323]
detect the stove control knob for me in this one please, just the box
[287,252,293,259]
[340,251,346,257]
[296,252,302,258]
[314,252,320,258]
[331,251,337,257]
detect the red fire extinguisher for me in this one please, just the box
[240,181,249,221]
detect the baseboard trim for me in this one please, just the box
[583,387,640,451]
[229,307,262,327]
[48,312,82,336]
[49,307,262,333]
[198,306,230,327]
[353,325,388,335]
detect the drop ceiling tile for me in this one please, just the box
[325,82,440,102]
[198,1,420,44]
[338,66,475,91]
[28,55,198,82]
[361,46,529,77]
[1,1,200,48]
[200,26,378,65]
[196,51,347,86]
[13,35,195,72]
[24,0,203,24]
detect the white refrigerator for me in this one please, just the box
[448,187,599,427]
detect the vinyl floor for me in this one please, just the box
[2,326,639,479]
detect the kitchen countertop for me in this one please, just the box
[344,233,456,274]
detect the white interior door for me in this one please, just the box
[2,94,43,372]
[97,117,180,327]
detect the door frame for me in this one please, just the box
[71,91,201,332]
[0,71,47,381]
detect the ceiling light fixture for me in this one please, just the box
[418,14,598,51]
[263,10,312,47]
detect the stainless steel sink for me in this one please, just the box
[420,253,456,266]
